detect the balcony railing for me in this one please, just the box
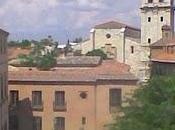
[53,102,67,112]
[32,101,44,111]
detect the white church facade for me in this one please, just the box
[73,0,174,81]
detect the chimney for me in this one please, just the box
[162,25,173,40]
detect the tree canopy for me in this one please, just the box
[109,76,175,130]
[86,49,107,60]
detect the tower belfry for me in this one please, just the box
[140,0,174,81]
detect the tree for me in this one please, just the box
[86,49,107,60]
[109,75,175,130]
[36,53,57,71]
[20,40,31,49]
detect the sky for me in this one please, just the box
[0,0,141,43]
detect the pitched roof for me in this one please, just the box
[9,60,137,83]
[151,37,175,47]
[57,56,102,67]
[94,21,141,39]
[0,28,9,36]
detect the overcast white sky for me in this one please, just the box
[0,0,141,43]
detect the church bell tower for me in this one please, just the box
[140,0,174,81]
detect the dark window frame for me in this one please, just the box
[148,17,151,22]
[32,91,42,106]
[109,89,122,108]
[54,117,65,130]
[9,90,19,106]
[33,116,42,130]
[148,0,153,3]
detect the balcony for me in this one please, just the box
[32,101,44,111]
[53,102,67,112]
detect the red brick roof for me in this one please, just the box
[9,60,137,83]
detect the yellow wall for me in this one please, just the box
[9,83,137,130]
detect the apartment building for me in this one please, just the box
[0,29,9,130]
[8,57,138,130]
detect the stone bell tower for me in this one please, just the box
[140,0,174,81]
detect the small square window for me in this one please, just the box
[148,17,151,22]
[161,17,164,22]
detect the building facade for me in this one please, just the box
[0,29,9,130]
[140,0,174,79]
[73,21,142,78]
[72,0,175,81]
[8,57,138,130]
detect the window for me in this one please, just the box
[109,89,121,108]
[109,89,122,114]
[10,90,19,106]
[159,0,164,2]
[148,0,153,3]
[82,117,86,125]
[55,91,65,106]
[160,16,164,22]
[54,91,66,111]
[148,17,151,22]
[33,116,42,130]
[131,46,134,54]
[148,38,151,44]
[32,91,42,107]
[54,117,65,130]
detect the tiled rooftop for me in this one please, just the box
[57,56,102,67]
[9,60,137,83]
[94,21,141,39]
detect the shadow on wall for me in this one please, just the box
[9,98,34,130]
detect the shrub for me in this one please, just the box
[86,49,107,60]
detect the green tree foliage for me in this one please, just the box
[36,53,57,71]
[109,76,175,130]
[18,43,57,70]
[86,49,107,60]
[20,40,31,49]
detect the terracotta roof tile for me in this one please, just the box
[94,21,141,39]
[57,56,102,67]
[9,60,137,82]
[151,37,175,47]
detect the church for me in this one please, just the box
[73,0,175,81]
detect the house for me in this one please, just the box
[8,56,138,130]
